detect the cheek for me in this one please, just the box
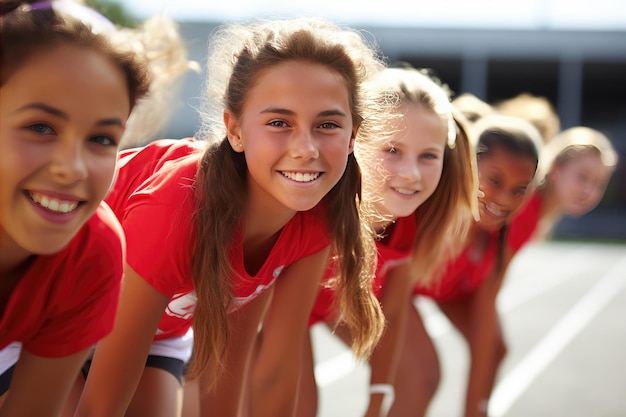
[511,195,529,213]
[379,157,398,177]
[89,155,119,199]
[327,138,353,160]
[431,162,444,186]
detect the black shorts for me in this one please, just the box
[0,365,15,396]
[82,354,186,385]
[1,355,186,396]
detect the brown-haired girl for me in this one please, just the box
[0,1,150,415]
[75,17,387,417]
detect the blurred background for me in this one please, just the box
[92,0,626,242]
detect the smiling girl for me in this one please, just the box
[0,1,149,415]
[75,18,387,417]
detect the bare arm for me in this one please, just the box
[250,247,330,417]
[0,348,89,417]
[364,262,414,417]
[74,265,169,417]
[197,287,274,417]
[439,249,514,417]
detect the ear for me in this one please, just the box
[348,126,359,154]
[224,110,244,152]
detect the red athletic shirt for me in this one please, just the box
[414,228,501,302]
[309,215,417,325]
[413,193,543,302]
[507,191,543,252]
[106,138,331,340]
[0,203,124,357]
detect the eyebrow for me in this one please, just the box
[14,102,124,127]
[260,107,349,119]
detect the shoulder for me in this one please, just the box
[507,191,543,252]
[107,139,203,215]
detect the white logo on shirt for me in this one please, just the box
[164,291,197,320]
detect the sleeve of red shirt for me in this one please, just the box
[119,161,197,298]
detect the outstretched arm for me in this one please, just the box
[0,348,89,417]
[438,249,514,417]
[74,265,169,417]
[251,247,330,417]
[364,262,414,417]
[197,287,274,417]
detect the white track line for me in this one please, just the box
[488,257,626,417]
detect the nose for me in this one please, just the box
[581,181,597,199]
[288,130,319,160]
[49,138,88,184]
[398,156,421,182]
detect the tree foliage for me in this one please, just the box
[83,0,137,28]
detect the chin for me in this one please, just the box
[477,218,506,232]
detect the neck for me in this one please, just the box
[0,238,34,281]
[242,190,297,246]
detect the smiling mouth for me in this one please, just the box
[28,191,82,214]
[393,187,417,196]
[280,171,321,182]
[483,202,507,218]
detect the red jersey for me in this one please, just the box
[106,139,331,340]
[414,229,501,302]
[309,215,417,325]
[507,191,543,252]
[414,193,543,302]
[0,203,124,357]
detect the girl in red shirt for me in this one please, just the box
[0,1,150,415]
[76,18,388,417]
[509,126,617,247]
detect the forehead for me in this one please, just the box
[391,103,447,146]
[247,61,349,104]
[479,146,537,179]
[1,44,130,120]
[559,151,613,177]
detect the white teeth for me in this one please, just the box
[29,192,79,213]
[281,171,320,182]
[484,203,505,217]
[394,188,416,195]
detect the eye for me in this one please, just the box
[513,187,527,197]
[489,177,501,187]
[26,123,56,135]
[319,121,340,130]
[421,152,438,160]
[267,120,289,128]
[89,135,118,147]
[387,146,398,154]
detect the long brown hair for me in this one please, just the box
[189,18,388,388]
